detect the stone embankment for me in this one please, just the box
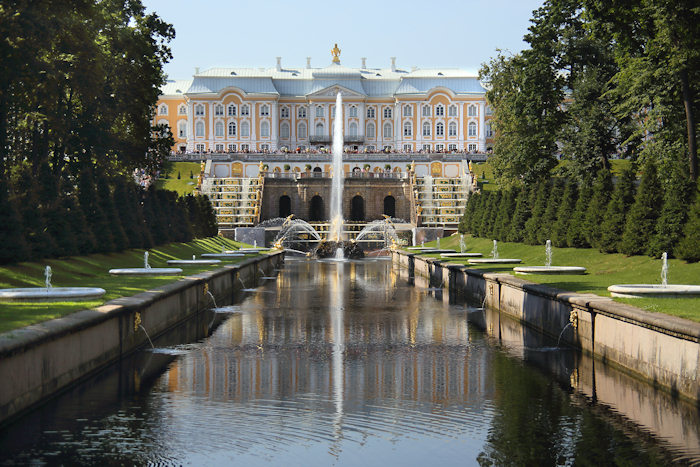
[0,252,284,426]
[393,251,699,404]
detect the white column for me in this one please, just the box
[271,101,278,150]
[458,103,464,147]
[478,101,486,151]
[290,104,296,146]
[359,102,365,141]
[250,102,257,146]
[187,101,194,151]
[394,102,400,148]
[209,102,214,149]
[326,103,331,141]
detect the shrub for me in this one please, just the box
[551,180,578,248]
[650,163,693,258]
[507,186,531,243]
[620,160,662,256]
[584,169,613,249]
[599,166,637,253]
[524,181,548,245]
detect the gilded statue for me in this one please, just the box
[331,43,341,64]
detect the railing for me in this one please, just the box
[264,171,408,180]
[168,152,491,163]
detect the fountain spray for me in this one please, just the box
[328,92,345,252]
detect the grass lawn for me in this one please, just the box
[156,161,202,195]
[0,237,263,333]
[412,234,700,322]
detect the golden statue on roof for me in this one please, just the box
[331,43,341,64]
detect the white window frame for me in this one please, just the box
[448,121,457,137]
[260,104,270,117]
[280,122,290,139]
[436,122,444,137]
[280,107,289,118]
[195,104,204,116]
[422,121,431,137]
[367,107,376,119]
[383,122,392,138]
[228,143,236,152]
[422,144,431,151]
[403,121,412,137]
[316,106,324,117]
[241,121,250,137]
[448,105,457,117]
[227,104,237,116]
[158,104,168,115]
[436,143,444,151]
[366,122,375,138]
[348,122,358,137]
[422,105,431,117]
[468,121,477,137]
[178,120,187,138]
[178,104,187,115]
[348,106,358,118]
[215,121,224,137]
[228,121,236,136]
[468,105,477,117]
[403,105,412,117]
[468,143,477,151]
[486,122,493,138]
[403,144,412,151]
[383,107,392,119]
[195,121,204,137]
[448,143,457,151]
[298,106,307,118]
[195,143,205,152]
[436,105,444,117]
[215,143,224,152]
[260,121,270,138]
[215,104,224,116]
[315,122,324,137]
[241,104,250,116]
[298,122,307,139]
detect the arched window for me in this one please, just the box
[367,107,375,119]
[241,121,250,137]
[486,122,493,138]
[485,105,493,115]
[468,121,477,137]
[195,121,204,137]
[241,104,250,116]
[366,122,375,138]
[403,105,412,117]
[227,104,236,116]
[261,121,270,137]
[436,122,444,136]
[260,104,270,117]
[298,122,307,139]
[215,121,224,137]
[279,196,291,218]
[316,106,324,117]
[436,105,444,116]
[195,104,204,116]
[348,106,358,118]
[228,121,236,136]
[178,121,187,138]
[309,195,324,221]
[315,123,324,137]
[298,106,307,118]
[280,107,289,118]
[178,105,187,115]
[422,105,431,117]
[422,121,431,137]
[348,122,358,137]
[383,196,396,218]
[280,122,289,139]
[215,104,224,116]
[350,196,365,221]
[468,105,477,117]
[403,121,412,137]
[158,104,168,115]
[448,122,457,137]
[383,107,392,119]
[331,105,336,118]
[383,122,392,138]
[448,105,457,117]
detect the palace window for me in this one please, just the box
[436,105,444,117]
[348,122,358,137]
[261,144,269,151]
[468,121,477,137]
[227,104,236,116]
[178,105,187,115]
[178,121,187,138]
[422,105,431,117]
[448,121,457,137]
[448,143,457,151]
[228,143,236,152]
[486,122,493,138]
[298,122,307,139]
[158,104,168,115]
[215,121,224,137]
[195,104,204,116]
[485,105,493,116]
[403,105,412,117]
[422,121,431,137]
[468,143,477,152]
[316,106,324,117]
[298,106,307,118]
[383,107,392,119]
[260,104,270,117]
[403,121,412,137]
[195,121,204,137]
[280,107,289,118]
[436,144,444,151]
[280,122,290,139]
[403,144,412,151]
[366,122,375,138]
[315,123,324,137]
[367,107,375,119]
[468,105,477,117]
[215,144,224,152]
[228,121,236,136]
[241,121,250,137]
[241,104,250,116]
[215,104,224,116]
[436,122,444,136]
[383,122,392,138]
[448,105,457,117]
[195,143,205,152]
[366,145,376,151]
[241,144,249,151]
[331,106,335,118]
[261,121,270,137]
[422,144,431,151]
[348,106,358,118]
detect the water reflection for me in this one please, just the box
[0,260,696,465]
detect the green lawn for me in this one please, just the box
[414,234,700,322]
[156,161,202,195]
[0,237,262,333]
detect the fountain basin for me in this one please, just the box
[200,253,244,258]
[514,266,586,275]
[440,253,483,258]
[109,268,182,275]
[0,287,106,302]
[166,259,221,266]
[407,247,437,251]
[607,284,700,298]
[234,249,269,254]
[468,258,522,265]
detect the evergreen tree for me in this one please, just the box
[551,180,578,248]
[481,190,502,239]
[649,162,693,258]
[524,181,548,244]
[175,197,194,242]
[0,178,28,263]
[507,186,531,242]
[36,160,77,257]
[63,194,97,255]
[584,169,613,249]
[493,189,517,241]
[459,193,476,234]
[197,194,218,237]
[16,168,56,259]
[97,175,128,252]
[566,181,593,248]
[620,160,662,256]
[676,181,700,262]
[537,180,564,245]
[599,166,637,253]
[470,192,488,236]
[79,168,114,253]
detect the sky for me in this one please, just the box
[142,0,545,80]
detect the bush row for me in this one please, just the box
[0,166,218,264]
[458,160,700,262]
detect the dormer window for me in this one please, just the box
[158,104,168,115]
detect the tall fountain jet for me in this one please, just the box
[328,92,345,257]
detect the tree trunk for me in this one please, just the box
[680,68,697,181]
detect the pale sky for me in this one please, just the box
[142,0,545,80]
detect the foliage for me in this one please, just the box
[599,166,637,253]
[649,160,693,258]
[507,186,531,243]
[584,169,613,249]
[620,160,663,256]
[674,181,700,262]
[551,180,578,247]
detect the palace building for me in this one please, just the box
[155,49,494,154]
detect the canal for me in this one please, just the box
[0,259,698,465]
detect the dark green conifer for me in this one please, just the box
[0,178,29,263]
[649,163,693,258]
[599,166,637,253]
[537,180,564,245]
[566,182,593,248]
[197,195,218,237]
[481,190,502,239]
[551,180,578,248]
[524,181,548,245]
[620,160,662,256]
[16,168,56,259]
[470,192,488,236]
[97,175,128,252]
[584,169,613,249]
[676,181,700,262]
[507,186,531,242]
[493,189,517,241]
[79,168,114,253]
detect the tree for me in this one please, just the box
[551,180,578,248]
[524,180,549,245]
[507,186,531,243]
[493,189,517,241]
[584,169,613,249]
[599,166,637,253]
[566,183,593,248]
[537,180,564,245]
[620,160,662,255]
[649,160,693,258]
[676,181,700,262]
[0,178,28,263]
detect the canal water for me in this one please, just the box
[1,259,698,465]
